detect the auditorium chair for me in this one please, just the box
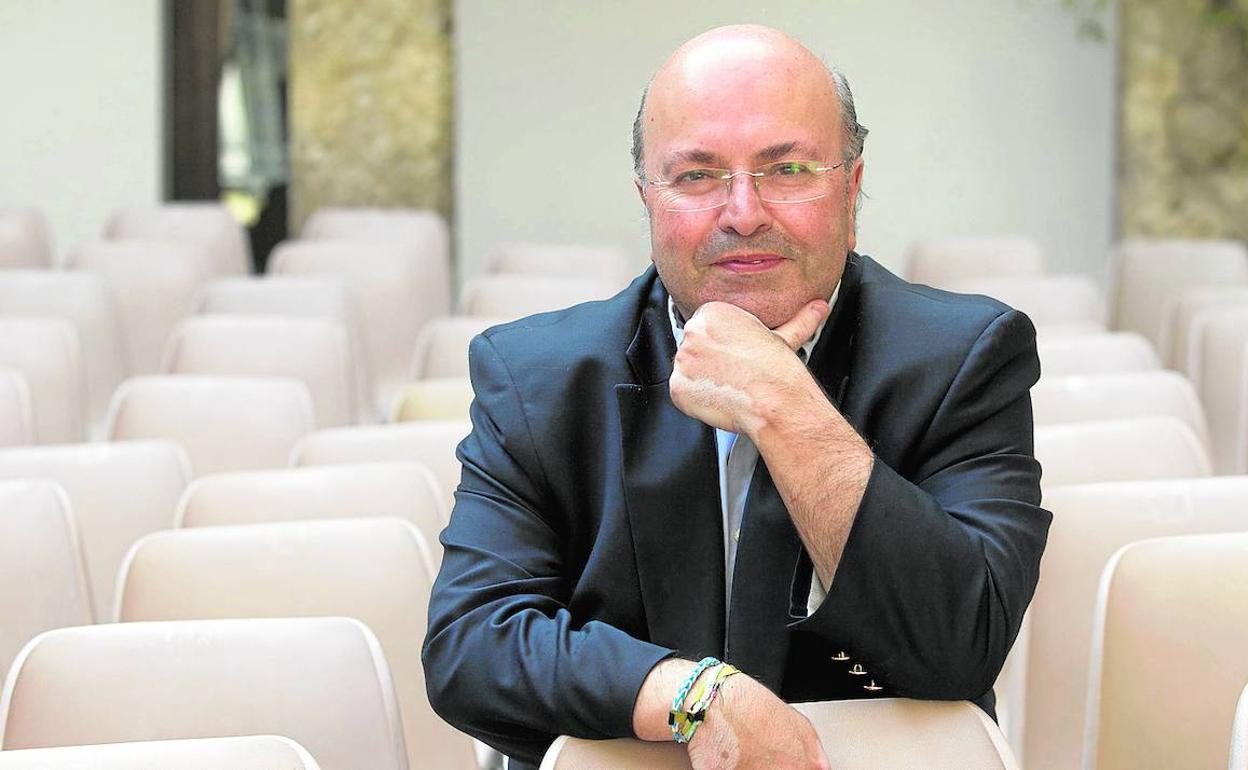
[904,235,1044,289]
[1084,533,1248,769]
[1034,417,1211,488]
[106,375,314,477]
[0,208,52,269]
[116,519,474,770]
[1109,238,1248,349]
[409,315,507,380]
[391,377,474,423]
[1192,307,1248,474]
[1021,477,1248,770]
[0,617,408,770]
[0,318,86,443]
[291,419,471,511]
[66,241,214,374]
[0,370,32,447]
[946,274,1107,329]
[302,207,450,268]
[0,440,189,620]
[1032,320,1109,339]
[1232,682,1248,770]
[490,241,637,288]
[1031,370,1209,449]
[540,698,1018,769]
[163,315,358,427]
[1035,332,1159,378]
[1157,286,1248,372]
[105,202,251,276]
[0,736,323,770]
[458,274,619,319]
[0,480,92,683]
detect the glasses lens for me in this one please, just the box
[661,169,728,211]
[757,161,824,202]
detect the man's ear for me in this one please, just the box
[634,178,646,205]
[846,157,865,250]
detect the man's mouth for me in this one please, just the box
[712,254,786,273]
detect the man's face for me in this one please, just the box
[639,36,863,330]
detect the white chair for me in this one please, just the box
[0,319,85,444]
[0,440,191,618]
[1084,533,1248,770]
[1193,307,1248,474]
[1034,417,1211,488]
[1033,320,1110,339]
[0,617,408,770]
[0,271,126,435]
[459,274,618,319]
[1232,681,1248,770]
[105,375,315,477]
[1031,371,1209,449]
[391,377,474,423]
[491,242,637,288]
[409,316,505,380]
[196,275,376,420]
[0,208,51,268]
[106,203,251,276]
[1036,332,1159,378]
[1158,286,1248,372]
[117,519,474,770]
[291,419,470,512]
[302,206,450,267]
[1110,238,1248,348]
[269,239,449,412]
[0,480,92,684]
[163,315,356,427]
[67,241,215,375]
[946,274,1106,328]
[904,236,1044,288]
[0,736,323,770]
[541,698,1018,769]
[0,370,33,447]
[1021,476,1248,770]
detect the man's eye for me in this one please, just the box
[673,169,715,184]
[773,162,808,176]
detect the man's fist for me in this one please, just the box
[687,673,831,769]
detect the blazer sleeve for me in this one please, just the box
[791,308,1050,699]
[421,333,674,764]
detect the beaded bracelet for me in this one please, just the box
[668,657,719,743]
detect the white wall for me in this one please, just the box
[0,0,164,262]
[454,1,1117,283]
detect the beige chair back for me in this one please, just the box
[0,440,190,617]
[0,736,323,770]
[117,519,472,770]
[1031,371,1209,449]
[1035,417,1211,488]
[1022,477,1248,770]
[0,370,33,447]
[105,375,314,477]
[1036,332,1159,378]
[301,207,449,267]
[491,242,636,287]
[0,208,51,269]
[291,419,470,511]
[0,617,407,769]
[0,480,92,683]
[459,274,618,319]
[1034,321,1110,339]
[947,274,1106,327]
[0,318,86,443]
[1158,286,1248,372]
[1232,682,1248,770]
[1086,533,1248,769]
[67,241,214,374]
[904,236,1044,288]
[1194,308,1248,474]
[391,378,474,422]
[106,203,250,276]
[163,315,356,427]
[409,315,506,380]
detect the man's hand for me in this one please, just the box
[688,674,830,770]
[669,299,830,437]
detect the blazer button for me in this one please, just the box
[864,680,883,692]
[830,651,849,661]
[848,663,867,676]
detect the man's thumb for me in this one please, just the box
[774,299,830,351]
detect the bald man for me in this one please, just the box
[423,25,1048,769]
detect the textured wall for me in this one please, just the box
[289,0,452,233]
[1120,1,1248,239]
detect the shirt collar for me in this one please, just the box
[667,282,840,362]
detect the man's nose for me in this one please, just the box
[716,172,772,237]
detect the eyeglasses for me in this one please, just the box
[645,160,845,213]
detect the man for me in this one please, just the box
[423,25,1049,769]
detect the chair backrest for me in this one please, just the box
[1031,371,1209,449]
[1194,307,1248,474]
[409,315,505,380]
[459,274,618,319]
[196,275,376,420]
[0,318,86,443]
[301,207,450,269]
[0,480,92,684]
[391,378,474,423]
[0,735,323,770]
[0,617,408,770]
[0,270,126,435]
[1232,681,1248,770]
[904,236,1044,288]
[269,239,448,411]
[1034,417,1211,488]
[67,241,215,375]
[541,698,1018,770]
[1110,238,1248,347]
[0,440,191,617]
[163,315,356,427]
[946,274,1106,327]
[1158,286,1248,372]
[491,242,637,287]
[0,369,33,447]
[291,419,471,511]
[117,519,472,770]
[1036,332,1159,378]
[1022,476,1248,770]
[106,375,315,477]
[1085,533,1248,770]
[0,208,52,269]
[106,203,251,275]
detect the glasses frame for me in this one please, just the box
[644,159,846,213]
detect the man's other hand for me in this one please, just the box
[687,674,830,770]
[670,299,830,436]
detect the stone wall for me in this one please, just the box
[288,0,453,232]
[1119,1,1248,239]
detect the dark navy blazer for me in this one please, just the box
[422,253,1050,767]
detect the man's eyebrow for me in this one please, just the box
[754,142,809,163]
[661,149,720,175]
